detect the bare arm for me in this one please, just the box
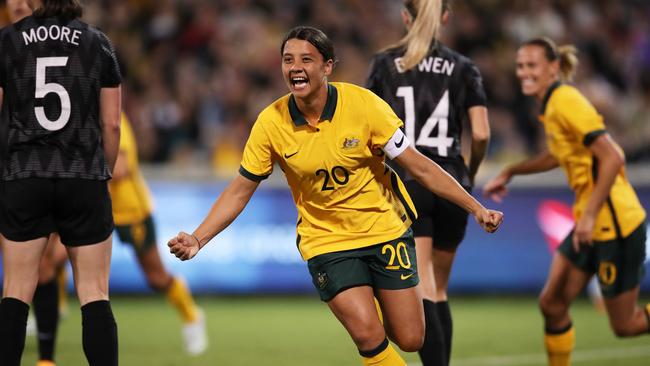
[467,106,490,184]
[394,146,502,232]
[503,150,559,176]
[168,174,260,260]
[110,151,129,180]
[572,134,625,248]
[483,150,559,202]
[100,87,121,173]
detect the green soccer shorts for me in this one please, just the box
[558,222,647,298]
[307,229,419,302]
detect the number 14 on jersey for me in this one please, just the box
[396,87,454,157]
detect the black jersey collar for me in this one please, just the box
[289,83,338,126]
[540,81,562,115]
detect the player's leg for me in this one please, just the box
[33,233,67,366]
[603,287,650,336]
[407,180,447,366]
[415,236,446,366]
[309,248,408,365]
[0,236,49,366]
[596,223,649,337]
[431,247,456,364]
[328,286,387,351]
[131,217,200,322]
[56,266,69,317]
[56,179,117,366]
[66,237,117,366]
[420,190,468,366]
[373,230,425,362]
[539,252,591,366]
[118,216,206,354]
[137,244,206,354]
[586,277,605,313]
[0,178,56,366]
[375,285,425,351]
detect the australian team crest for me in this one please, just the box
[316,272,329,289]
[342,137,360,149]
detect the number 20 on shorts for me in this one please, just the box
[382,242,411,270]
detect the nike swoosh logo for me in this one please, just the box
[400,273,414,280]
[395,136,405,148]
[284,151,298,159]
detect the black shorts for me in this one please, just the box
[405,179,470,250]
[0,178,114,246]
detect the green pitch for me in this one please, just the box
[21,296,650,366]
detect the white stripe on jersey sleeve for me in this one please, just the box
[383,128,410,160]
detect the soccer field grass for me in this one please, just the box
[21,295,650,366]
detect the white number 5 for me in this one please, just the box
[35,57,70,131]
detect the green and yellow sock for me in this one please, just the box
[544,323,575,366]
[166,277,199,323]
[360,339,406,366]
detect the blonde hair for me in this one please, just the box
[388,0,443,71]
[557,44,579,82]
[522,37,579,82]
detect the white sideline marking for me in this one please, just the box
[407,345,650,366]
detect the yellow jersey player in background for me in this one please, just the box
[109,112,207,355]
[484,37,649,366]
[30,111,209,360]
[15,0,207,356]
[169,25,502,366]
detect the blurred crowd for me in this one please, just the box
[2,0,650,175]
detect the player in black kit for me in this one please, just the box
[367,1,490,365]
[0,1,121,366]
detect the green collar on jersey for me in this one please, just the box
[540,81,562,115]
[289,83,338,126]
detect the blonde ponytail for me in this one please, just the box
[557,45,578,82]
[387,0,443,72]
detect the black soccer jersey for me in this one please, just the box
[367,43,486,186]
[0,15,121,181]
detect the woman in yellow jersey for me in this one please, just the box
[169,26,502,366]
[108,113,207,355]
[484,37,649,366]
[28,113,209,364]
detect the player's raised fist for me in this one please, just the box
[168,231,200,261]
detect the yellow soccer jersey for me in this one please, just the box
[540,82,646,240]
[240,82,417,260]
[108,113,153,225]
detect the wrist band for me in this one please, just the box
[191,233,201,248]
